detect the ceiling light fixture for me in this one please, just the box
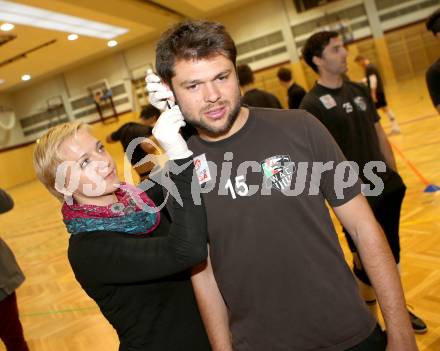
[0,22,14,31]
[67,33,78,41]
[21,74,31,81]
[0,0,128,39]
[107,40,118,47]
[0,78,5,84]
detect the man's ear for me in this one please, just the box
[312,55,322,71]
[163,80,171,91]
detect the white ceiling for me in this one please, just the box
[0,0,254,92]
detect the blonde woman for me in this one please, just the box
[33,106,211,351]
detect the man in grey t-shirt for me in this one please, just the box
[147,20,417,351]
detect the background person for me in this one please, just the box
[106,104,160,180]
[0,189,29,351]
[276,67,306,109]
[354,55,401,134]
[301,30,426,334]
[237,64,282,108]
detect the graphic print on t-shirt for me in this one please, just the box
[342,102,353,113]
[319,94,337,109]
[353,96,367,111]
[260,155,295,192]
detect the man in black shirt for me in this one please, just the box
[355,55,401,134]
[301,31,427,334]
[277,67,306,109]
[237,64,282,108]
[426,9,440,114]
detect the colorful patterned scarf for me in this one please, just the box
[62,183,160,235]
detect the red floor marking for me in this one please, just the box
[390,142,430,186]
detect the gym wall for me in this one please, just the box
[1,0,439,188]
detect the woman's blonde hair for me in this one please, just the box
[33,122,89,201]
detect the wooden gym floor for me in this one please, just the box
[0,74,439,350]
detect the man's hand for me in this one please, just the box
[374,122,397,172]
[152,105,192,160]
[387,335,419,351]
[146,71,175,112]
[333,194,418,351]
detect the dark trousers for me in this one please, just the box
[0,292,29,351]
[346,325,387,350]
[343,172,406,285]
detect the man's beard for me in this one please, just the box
[175,90,242,137]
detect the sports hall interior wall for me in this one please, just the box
[0,0,439,189]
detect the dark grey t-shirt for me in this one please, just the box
[188,108,375,351]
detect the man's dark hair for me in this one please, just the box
[426,9,440,35]
[140,104,160,120]
[237,64,254,86]
[155,20,237,85]
[277,67,292,82]
[302,31,339,73]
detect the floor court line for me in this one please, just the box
[22,306,98,317]
[401,141,440,152]
[386,113,438,127]
[391,142,432,187]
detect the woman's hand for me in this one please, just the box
[146,71,175,111]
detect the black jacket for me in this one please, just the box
[68,160,211,351]
[0,189,25,300]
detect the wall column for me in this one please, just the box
[278,0,309,89]
[363,0,396,84]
